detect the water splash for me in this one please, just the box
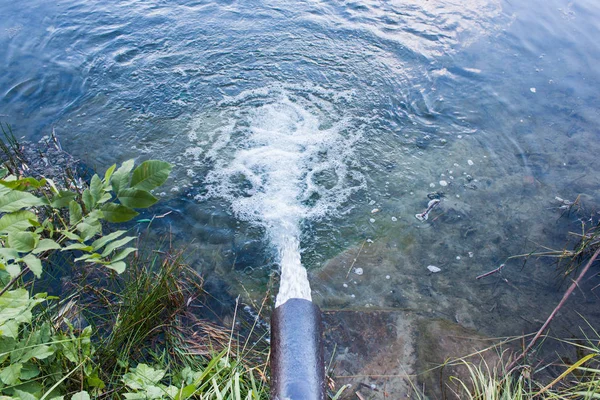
[187,85,364,306]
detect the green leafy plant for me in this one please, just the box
[0,159,172,284]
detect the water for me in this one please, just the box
[2,0,600,379]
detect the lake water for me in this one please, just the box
[2,0,600,395]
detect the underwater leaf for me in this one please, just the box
[22,254,43,278]
[0,210,37,233]
[90,230,126,251]
[100,203,139,223]
[8,231,39,253]
[0,191,45,212]
[0,362,22,385]
[117,188,158,209]
[105,261,126,274]
[111,159,135,194]
[130,160,172,192]
[50,191,77,208]
[32,239,61,254]
[69,200,83,226]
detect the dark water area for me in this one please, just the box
[2,0,600,394]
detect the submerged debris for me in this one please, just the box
[427,265,441,273]
[415,199,441,221]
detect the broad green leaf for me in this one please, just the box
[111,247,137,262]
[87,374,106,389]
[90,174,103,204]
[60,230,82,241]
[19,345,54,363]
[175,384,197,400]
[62,243,93,251]
[97,192,112,204]
[69,200,83,226]
[32,239,61,254]
[111,159,135,194]
[0,362,22,385]
[101,203,139,223]
[124,364,166,389]
[8,231,39,253]
[19,363,41,380]
[0,320,19,338]
[50,191,77,208]
[0,289,36,322]
[117,188,158,209]
[91,230,126,251]
[101,236,136,257]
[82,189,94,211]
[0,177,46,191]
[130,160,172,191]
[13,389,41,400]
[106,261,126,274]
[71,391,90,400]
[74,253,100,262]
[104,164,117,183]
[76,218,102,241]
[3,262,21,278]
[0,248,19,260]
[22,254,43,278]
[0,191,45,212]
[0,210,37,233]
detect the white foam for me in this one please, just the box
[187,86,365,306]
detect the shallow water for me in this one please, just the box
[2,0,600,381]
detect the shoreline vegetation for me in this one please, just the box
[1,123,599,399]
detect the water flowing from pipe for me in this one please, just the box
[188,86,364,303]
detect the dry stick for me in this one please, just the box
[476,263,505,280]
[507,247,600,371]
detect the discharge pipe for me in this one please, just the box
[270,298,326,400]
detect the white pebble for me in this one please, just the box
[430,183,435,188]
[369,218,375,223]
[468,252,474,258]
[456,256,461,260]
[439,180,448,187]
[343,283,348,288]
[467,159,474,166]
[457,135,463,139]
[385,275,390,279]
[427,265,441,273]
[354,268,364,275]
[530,87,536,93]
[391,217,398,222]
[351,294,356,298]
[371,208,380,214]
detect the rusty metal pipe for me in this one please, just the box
[270,298,326,400]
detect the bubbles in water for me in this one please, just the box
[186,84,365,306]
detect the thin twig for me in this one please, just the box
[476,264,505,280]
[0,267,29,296]
[346,240,366,278]
[507,247,600,371]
